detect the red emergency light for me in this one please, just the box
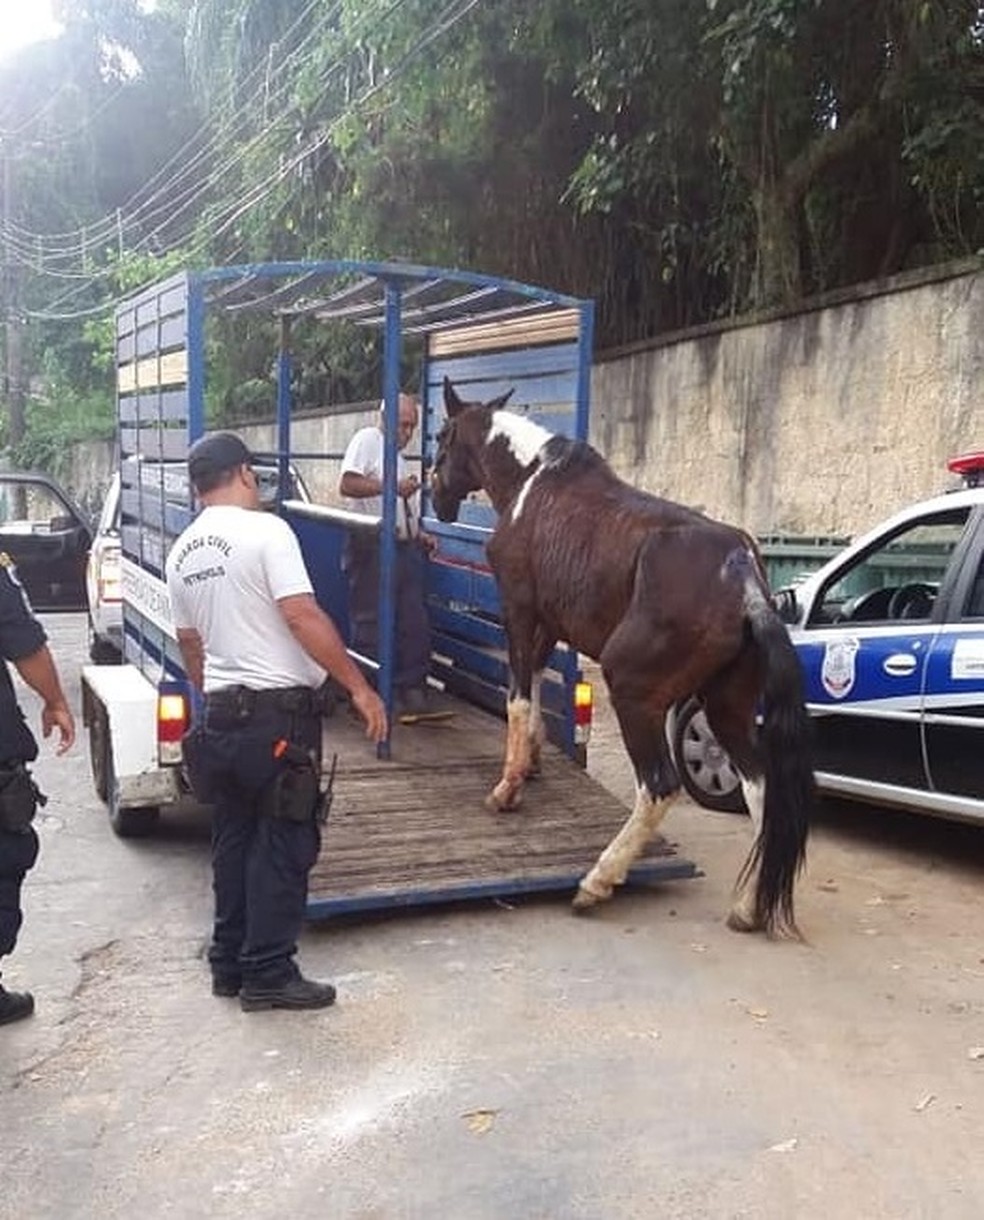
[947,451,984,488]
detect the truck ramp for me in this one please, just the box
[308,696,698,919]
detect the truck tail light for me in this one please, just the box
[157,690,188,764]
[573,681,593,745]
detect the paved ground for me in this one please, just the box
[2,615,983,1219]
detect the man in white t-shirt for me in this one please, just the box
[339,393,434,714]
[166,432,386,1013]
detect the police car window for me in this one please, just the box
[964,555,984,619]
[809,507,971,626]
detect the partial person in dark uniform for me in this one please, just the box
[0,553,75,1025]
[339,393,435,714]
[166,433,387,1013]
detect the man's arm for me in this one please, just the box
[339,471,421,500]
[13,644,75,754]
[277,593,387,742]
[175,627,205,692]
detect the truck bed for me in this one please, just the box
[308,693,697,918]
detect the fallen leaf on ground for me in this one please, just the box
[747,1007,769,1020]
[968,1047,984,1061]
[914,1093,936,1113]
[768,1138,798,1153]
[463,1109,498,1134]
[690,943,708,953]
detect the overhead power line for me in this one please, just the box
[24,0,485,321]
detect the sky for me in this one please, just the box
[0,1,64,64]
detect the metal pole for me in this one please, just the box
[377,279,403,760]
[2,139,26,455]
[276,315,292,502]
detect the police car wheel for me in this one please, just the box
[671,698,747,815]
[102,722,160,838]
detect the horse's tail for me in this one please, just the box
[738,559,814,937]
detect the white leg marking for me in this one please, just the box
[489,696,532,809]
[729,776,765,930]
[574,782,675,907]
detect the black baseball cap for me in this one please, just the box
[187,432,253,488]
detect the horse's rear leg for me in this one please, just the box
[699,672,768,933]
[574,685,680,910]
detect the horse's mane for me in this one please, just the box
[540,434,609,477]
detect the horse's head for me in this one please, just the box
[430,377,514,522]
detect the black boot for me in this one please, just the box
[240,974,337,1012]
[0,985,34,1025]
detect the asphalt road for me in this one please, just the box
[2,614,983,1220]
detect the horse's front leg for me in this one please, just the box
[486,621,539,812]
[525,627,554,780]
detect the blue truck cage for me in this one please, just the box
[110,259,696,916]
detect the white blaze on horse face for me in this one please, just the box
[488,411,553,469]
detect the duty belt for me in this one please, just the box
[205,685,326,720]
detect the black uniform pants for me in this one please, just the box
[0,826,40,972]
[185,704,322,988]
[344,536,431,693]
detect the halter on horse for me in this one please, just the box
[430,377,814,937]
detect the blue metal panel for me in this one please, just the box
[282,508,351,643]
[428,344,580,384]
[425,374,578,410]
[427,561,501,617]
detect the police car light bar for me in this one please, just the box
[947,451,984,488]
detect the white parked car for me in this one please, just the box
[85,473,124,662]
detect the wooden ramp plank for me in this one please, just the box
[307,694,698,919]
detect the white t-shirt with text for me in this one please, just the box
[165,505,326,693]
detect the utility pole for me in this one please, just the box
[2,137,26,459]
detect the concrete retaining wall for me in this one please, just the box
[591,263,983,538]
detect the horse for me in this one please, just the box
[430,376,814,937]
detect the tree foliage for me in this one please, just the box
[2,0,983,472]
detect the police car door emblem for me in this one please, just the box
[821,637,860,699]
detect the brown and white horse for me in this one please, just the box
[430,377,814,936]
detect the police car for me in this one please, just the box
[672,452,984,825]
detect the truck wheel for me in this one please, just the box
[98,712,160,838]
[671,697,746,814]
[88,699,111,803]
[87,619,122,664]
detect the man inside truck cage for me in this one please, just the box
[165,433,387,1012]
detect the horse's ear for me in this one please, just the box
[487,388,514,411]
[443,376,465,418]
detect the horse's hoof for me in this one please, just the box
[726,909,760,934]
[485,787,521,812]
[572,881,612,912]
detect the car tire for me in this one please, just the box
[88,621,122,665]
[94,705,160,838]
[671,697,746,814]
